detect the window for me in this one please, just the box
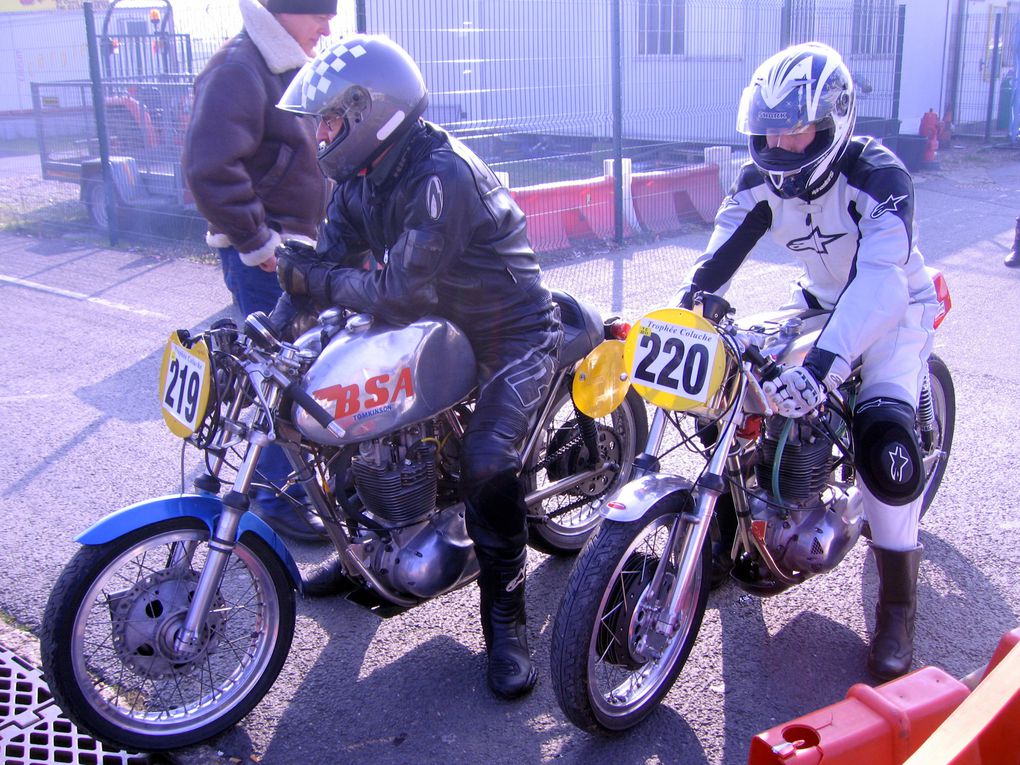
[638,0,686,56]
[852,0,897,56]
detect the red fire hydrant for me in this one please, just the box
[919,108,940,163]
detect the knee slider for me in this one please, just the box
[853,397,925,506]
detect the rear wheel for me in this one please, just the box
[525,385,647,555]
[41,518,295,752]
[550,499,710,732]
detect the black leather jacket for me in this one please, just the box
[313,121,554,341]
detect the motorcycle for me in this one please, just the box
[549,278,955,732]
[40,289,648,752]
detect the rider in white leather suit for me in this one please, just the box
[676,42,939,681]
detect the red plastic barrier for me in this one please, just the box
[747,667,974,765]
[631,163,723,233]
[510,175,628,253]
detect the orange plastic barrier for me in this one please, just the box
[510,175,629,253]
[747,667,974,765]
[630,163,723,233]
[748,627,1020,765]
[903,629,1020,765]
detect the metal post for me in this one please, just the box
[610,0,624,245]
[355,0,367,34]
[780,0,792,48]
[985,11,1003,141]
[891,3,906,125]
[84,0,119,245]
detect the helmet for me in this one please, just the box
[278,34,428,182]
[737,42,856,199]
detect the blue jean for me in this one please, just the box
[218,247,293,506]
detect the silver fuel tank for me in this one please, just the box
[292,314,477,446]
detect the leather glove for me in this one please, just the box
[762,349,851,418]
[276,239,333,304]
[762,366,826,418]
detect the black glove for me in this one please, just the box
[276,239,333,304]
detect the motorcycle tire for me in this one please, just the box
[41,518,296,752]
[550,496,710,732]
[526,385,648,556]
[919,353,955,519]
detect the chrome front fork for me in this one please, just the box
[173,376,280,657]
[636,394,745,660]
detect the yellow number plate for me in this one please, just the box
[622,308,727,411]
[159,331,212,438]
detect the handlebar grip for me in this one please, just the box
[743,345,782,382]
[285,382,346,439]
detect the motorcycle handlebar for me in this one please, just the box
[284,381,346,439]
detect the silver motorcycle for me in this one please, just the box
[40,290,647,752]
[549,283,955,732]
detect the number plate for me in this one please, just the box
[159,331,212,438]
[622,308,727,411]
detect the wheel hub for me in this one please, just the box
[108,567,224,679]
[599,552,660,669]
[547,424,623,497]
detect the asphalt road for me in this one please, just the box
[1,146,1019,765]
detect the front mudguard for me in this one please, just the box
[75,493,301,590]
[599,473,696,522]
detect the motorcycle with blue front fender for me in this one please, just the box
[40,290,647,752]
[549,281,955,733]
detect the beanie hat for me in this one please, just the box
[265,0,337,13]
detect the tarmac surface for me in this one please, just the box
[1,140,1019,764]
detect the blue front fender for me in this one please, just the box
[599,473,695,522]
[76,493,301,589]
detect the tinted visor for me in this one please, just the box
[736,84,813,135]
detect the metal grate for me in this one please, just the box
[0,641,150,765]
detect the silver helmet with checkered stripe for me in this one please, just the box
[278,34,428,182]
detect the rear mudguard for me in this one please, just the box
[599,473,696,522]
[75,493,301,590]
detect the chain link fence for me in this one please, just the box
[0,0,929,252]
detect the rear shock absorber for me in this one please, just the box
[917,370,936,450]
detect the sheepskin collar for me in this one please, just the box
[240,0,310,74]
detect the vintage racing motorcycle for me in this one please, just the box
[40,290,647,752]
[549,278,954,732]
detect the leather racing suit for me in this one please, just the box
[287,120,562,558]
[679,136,940,550]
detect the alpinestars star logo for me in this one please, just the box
[505,567,526,593]
[787,226,847,254]
[870,193,908,219]
[886,443,912,483]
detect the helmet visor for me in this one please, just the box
[736,84,815,136]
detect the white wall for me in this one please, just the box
[898,0,954,134]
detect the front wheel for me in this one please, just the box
[550,498,710,732]
[525,385,648,555]
[41,518,296,752]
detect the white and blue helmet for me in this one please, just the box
[737,42,857,199]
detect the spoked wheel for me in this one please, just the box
[918,353,955,518]
[525,385,647,555]
[550,500,710,732]
[41,518,295,752]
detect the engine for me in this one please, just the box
[744,413,863,583]
[348,422,476,599]
[352,429,439,528]
[753,415,834,506]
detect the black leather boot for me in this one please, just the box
[477,548,537,699]
[867,544,923,681]
[1006,217,1020,267]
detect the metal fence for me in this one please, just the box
[1,0,909,251]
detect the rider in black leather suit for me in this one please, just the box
[272,34,561,700]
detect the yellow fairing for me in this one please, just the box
[571,339,630,418]
[159,331,212,438]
